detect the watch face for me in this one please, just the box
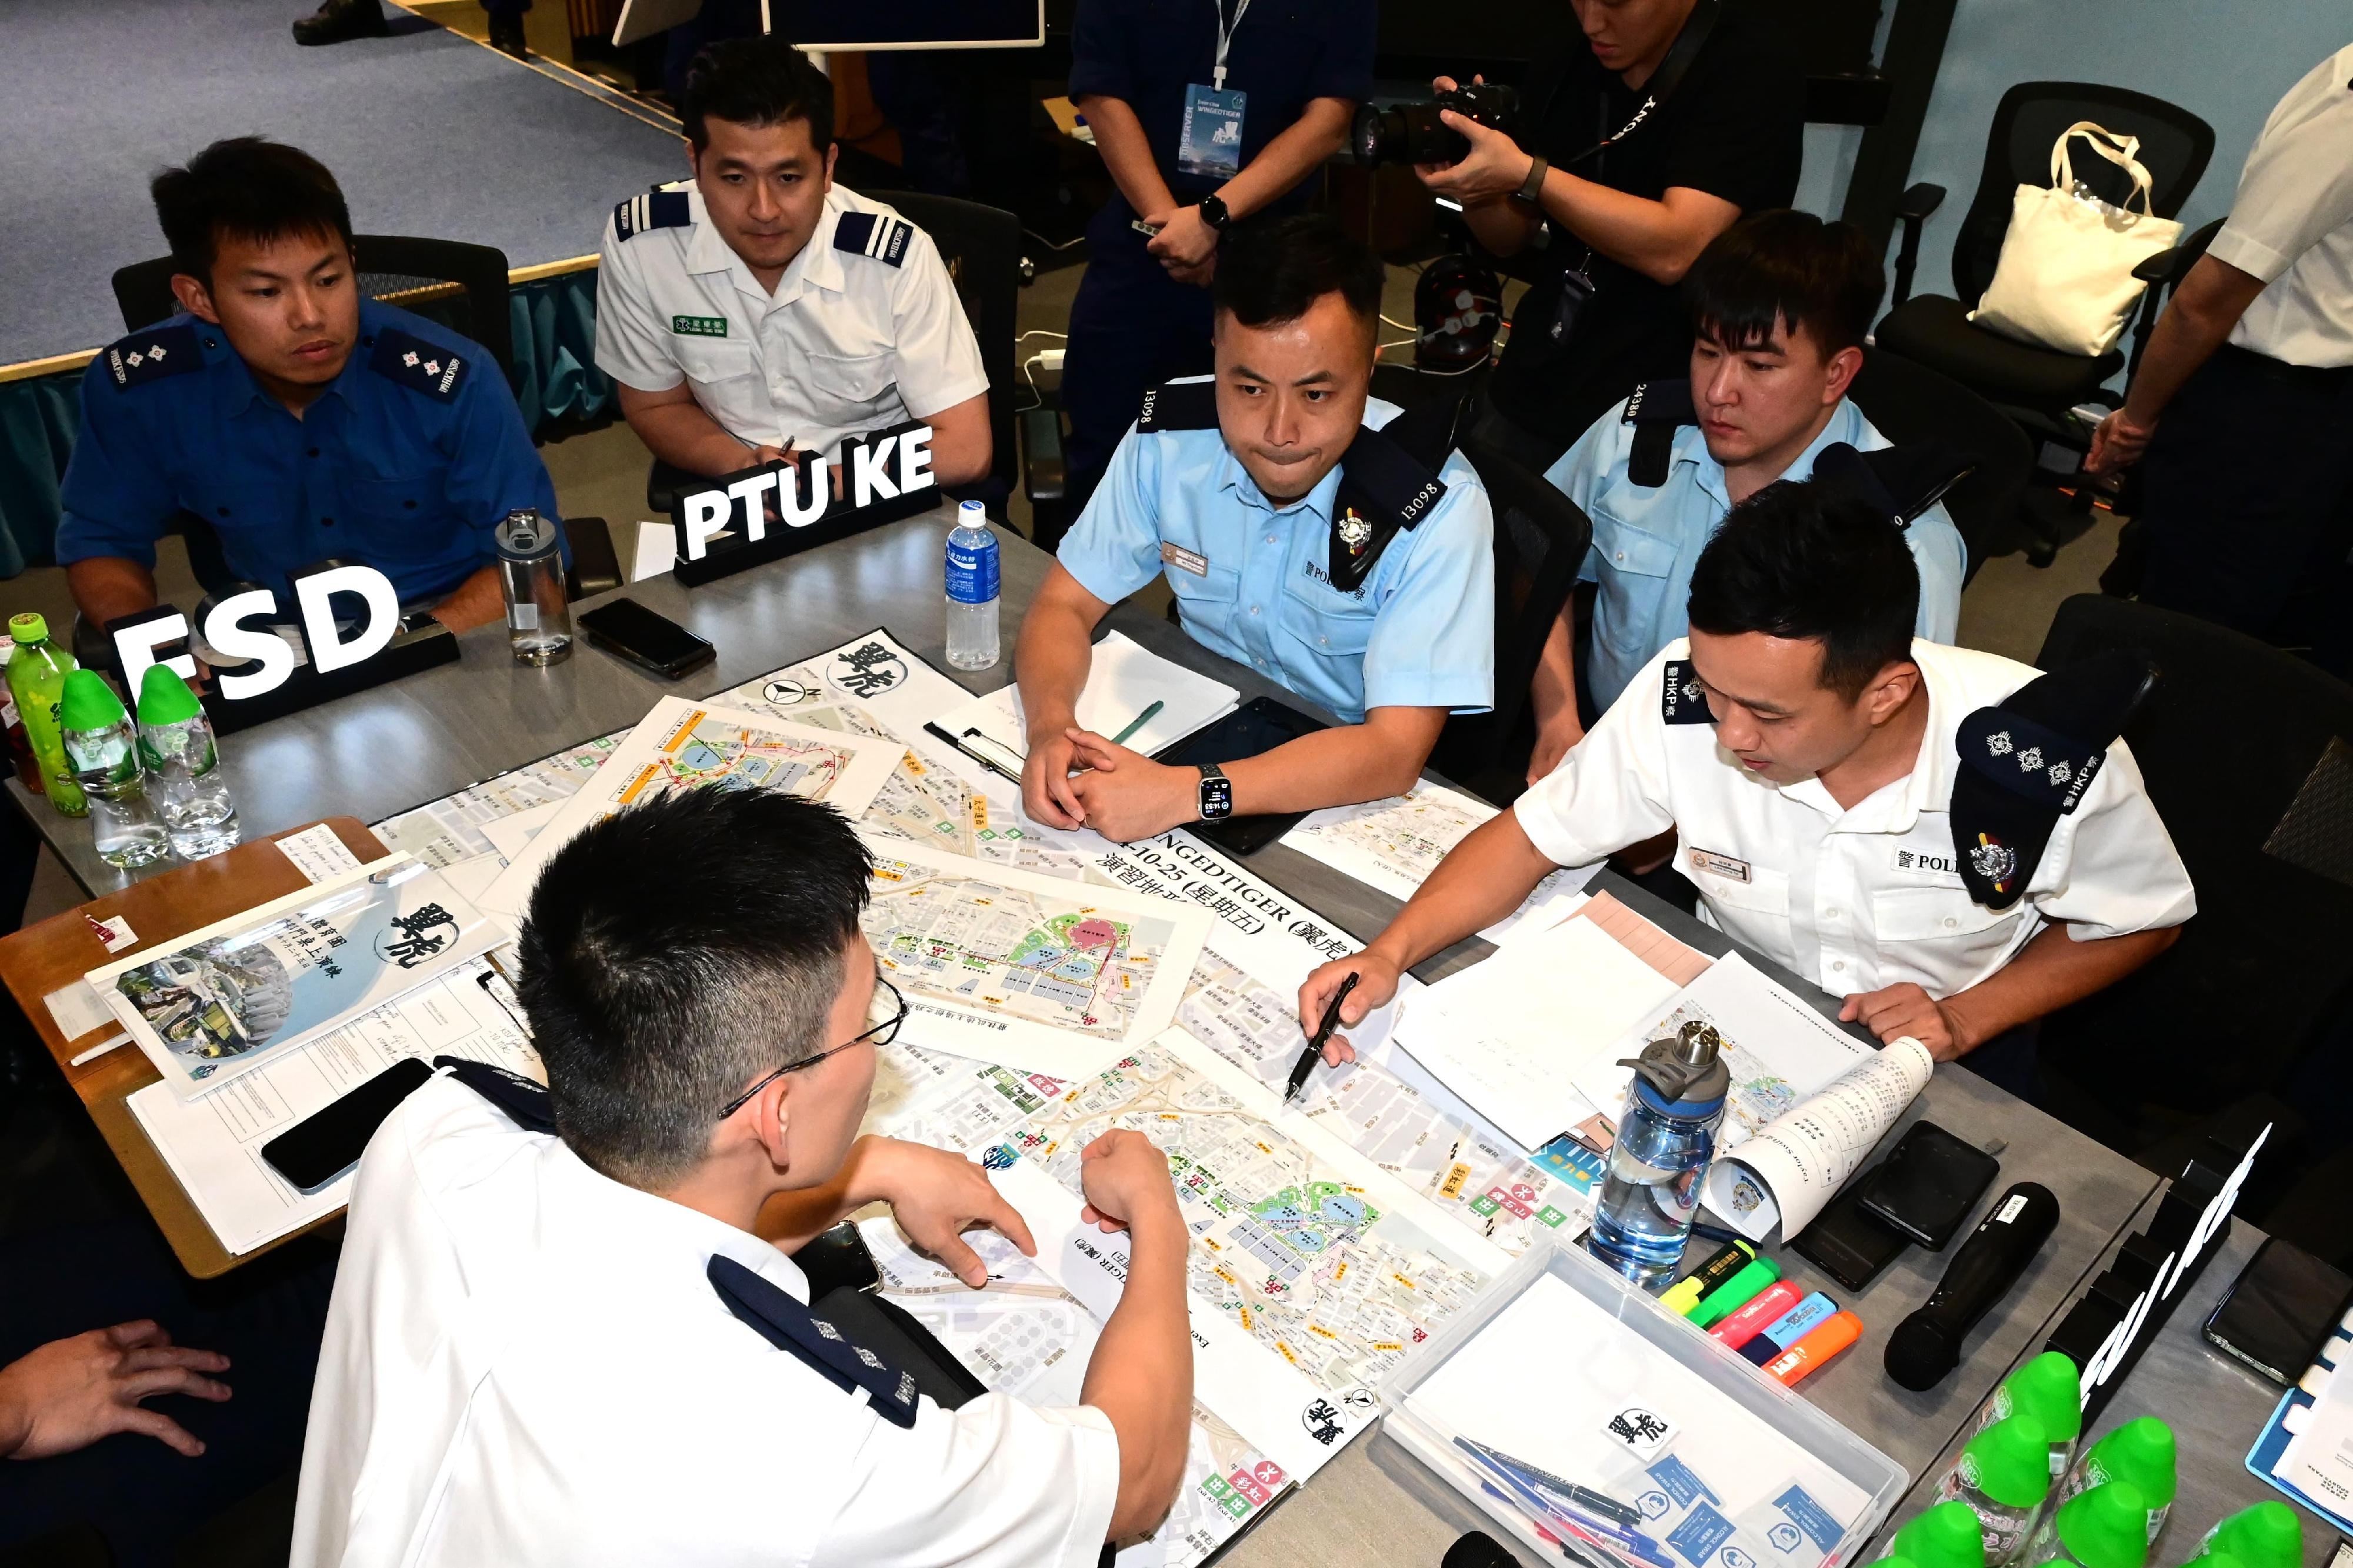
[1199,774,1235,820]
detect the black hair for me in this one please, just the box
[1213,212,1386,331]
[1687,480,1919,699]
[516,788,874,1189]
[151,138,354,285]
[1684,209,1884,358]
[681,36,835,156]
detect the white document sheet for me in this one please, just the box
[932,629,1237,762]
[1392,916,1685,1152]
[479,697,902,917]
[126,958,538,1254]
[1702,1037,1935,1242]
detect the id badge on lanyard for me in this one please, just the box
[1178,0,1249,178]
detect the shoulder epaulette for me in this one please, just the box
[708,1256,922,1428]
[1661,659,1712,724]
[612,186,691,242]
[368,326,471,401]
[434,1056,555,1133]
[102,323,202,393]
[834,210,915,268]
[1136,379,1218,434]
[1326,416,1450,593]
[1621,379,1696,488]
[1812,441,1976,532]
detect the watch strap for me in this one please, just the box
[1515,155,1551,206]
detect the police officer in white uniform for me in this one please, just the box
[596,36,992,487]
[292,790,1194,1567]
[1297,482,2194,1075]
[2089,41,2353,672]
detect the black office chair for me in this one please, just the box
[646,189,1025,530]
[2031,595,2353,1159]
[1427,434,1594,806]
[1875,84,2214,562]
[1845,346,2035,582]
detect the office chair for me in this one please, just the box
[1874,84,2214,563]
[646,189,1025,534]
[2031,595,2353,1158]
[1845,346,2035,582]
[1427,433,1594,806]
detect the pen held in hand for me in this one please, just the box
[1285,970,1359,1106]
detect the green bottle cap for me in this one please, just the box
[136,663,202,726]
[1960,1412,2052,1508]
[8,612,46,644]
[2052,1481,2149,1568]
[1690,1256,1784,1328]
[58,670,126,733]
[2081,1417,2174,1508]
[2207,1503,2302,1568]
[1997,1352,2085,1445]
[1892,1500,1988,1568]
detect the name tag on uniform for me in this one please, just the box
[1687,847,1751,883]
[1892,845,1964,878]
[671,314,728,337]
[1161,542,1209,576]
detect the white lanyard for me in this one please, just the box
[1212,0,1252,90]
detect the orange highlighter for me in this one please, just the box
[1762,1311,1862,1386]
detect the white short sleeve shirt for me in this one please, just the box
[1512,640,2196,1000]
[289,1075,1119,1568]
[2209,43,2353,369]
[596,181,991,458]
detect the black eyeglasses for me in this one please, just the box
[716,976,908,1121]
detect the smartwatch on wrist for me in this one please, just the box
[1513,154,1550,207]
[1197,193,1231,232]
[1196,762,1235,822]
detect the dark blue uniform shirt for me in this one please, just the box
[57,299,558,607]
[1068,0,1375,213]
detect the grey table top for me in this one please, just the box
[7,511,2250,1567]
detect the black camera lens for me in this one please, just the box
[1350,84,1520,169]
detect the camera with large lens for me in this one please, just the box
[1351,82,1521,167]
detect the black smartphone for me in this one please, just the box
[261,1056,435,1193]
[1792,1166,1913,1291]
[1859,1120,2000,1250]
[578,597,716,679]
[1154,695,1331,855]
[2205,1236,2353,1385]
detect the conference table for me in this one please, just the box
[8,506,2332,1566]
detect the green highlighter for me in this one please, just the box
[1661,1239,1757,1316]
[1691,1256,1782,1329]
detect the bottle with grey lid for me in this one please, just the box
[944,499,999,670]
[1588,1020,1730,1286]
[136,665,239,860]
[496,509,572,666]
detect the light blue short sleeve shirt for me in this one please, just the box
[1056,384,1495,725]
[1545,394,1967,712]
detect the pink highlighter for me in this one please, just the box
[1708,1280,1805,1350]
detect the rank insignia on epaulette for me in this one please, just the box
[1337,506,1373,558]
[104,323,202,392]
[612,186,690,241]
[369,328,469,400]
[835,211,912,267]
[1661,659,1711,724]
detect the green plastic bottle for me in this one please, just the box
[1980,1352,2085,1478]
[2198,1503,2302,1568]
[5,613,85,816]
[1937,1411,2053,1564]
[1864,1556,1922,1568]
[1893,1500,1990,1568]
[2021,1481,2149,1568]
[2059,1419,2174,1546]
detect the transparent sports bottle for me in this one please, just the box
[944,500,1000,670]
[1588,1022,1729,1286]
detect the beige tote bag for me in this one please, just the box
[1969,121,2183,358]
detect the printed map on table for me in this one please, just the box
[864,1221,1288,1568]
[1281,779,1599,939]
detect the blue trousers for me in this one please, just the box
[1062,206,1216,511]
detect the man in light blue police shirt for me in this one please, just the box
[1529,211,1965,780]
[59,139,558,638]
[1015,215,1493,844]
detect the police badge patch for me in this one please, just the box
[1337,507,1373,558]
[1969,832,2019,893]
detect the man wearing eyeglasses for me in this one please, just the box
[292,789,1195,1567]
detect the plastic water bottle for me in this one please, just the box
[1587,1020,1729,1286]
[2055,1419,2173,1546]
[1892,1500,1990,1568]
[2195,1503,2301,1568]
[1937,1411,2053,1565]
[1978,1352,2085,1479]
[2017,1480,2149,1568]
[944,499,1000,670]
[5,613,86,817]
[59,670,168,869]
[135,665,240,860]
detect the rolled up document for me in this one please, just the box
[1704,1036,1935,1242]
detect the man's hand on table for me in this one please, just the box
[1295,949,1404,1067]
[1062,730,1199,843]
[865,1137,1038,1288]
[1839,981,1973,1061]
[0,1320,231,1461]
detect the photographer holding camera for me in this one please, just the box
[1402,0,1805,471]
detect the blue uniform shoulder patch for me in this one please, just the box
[1622,379,1697,488]
[708,1256,922,1429]
[1325,413,1451,593]
[102,323,202,393]
[612,186,691,242]
[1662,659,1712,724]
[1136,379,1217,434]
[834,210,914,268]
[369,327,471,401]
